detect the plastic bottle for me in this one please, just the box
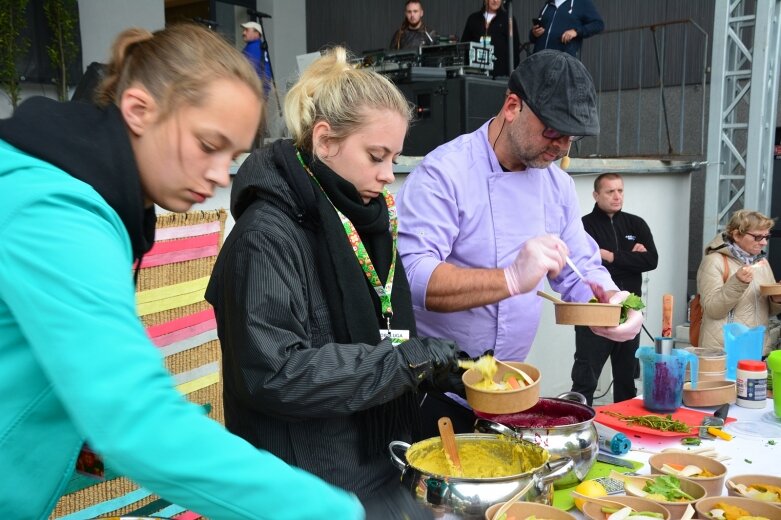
[594,422,631,455]
[736,359,767,409]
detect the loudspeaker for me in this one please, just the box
[398,76,506,157]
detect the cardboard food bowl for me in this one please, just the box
[623,474,707,518]
[463,362,540,415]
[538,290,621,326]
[648,452,727,498]
[726,474,781,508]
[554,302,621,326]
[485,501,576,520]
[682,380,736,407]
[696,495,781,519]
[760,283,781,296]
[581,495,671,520]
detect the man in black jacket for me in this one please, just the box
[571,173,658,405]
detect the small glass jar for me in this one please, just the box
[736,359,768,408]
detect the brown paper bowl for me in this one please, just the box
[696,495,781,518]
[682,380,736,407]
[648,452,727,498]
[485,501,576,520]
[760,284,781,296]
[581,495,671,520]
[554,302,621,326]
[623,474,707,518]
[463,362,540,414]
[726,474,781,508]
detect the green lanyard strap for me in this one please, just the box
[296,151,397,319]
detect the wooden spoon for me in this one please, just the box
[491,479,535,520]
[496,359,535,386]
[536,290,564,304]
[437,417,463,477]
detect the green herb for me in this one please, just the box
[603,411,691,433]
[643,475,694,501]
[745,458,753,464]
[681,437,701,446]
[768,440,776,446]
[619,293,645,323]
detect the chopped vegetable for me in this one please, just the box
[619,293,645,323]
[603,411,691,433]
[682,437,702,446]
[732,482,781,502]
[642,475,695,502]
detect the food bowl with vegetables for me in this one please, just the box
[462,357,541,414]
[648,452,726,497]
[695,495,780,519]
[619,473,707,518]
[726,474,781,507]
[581,495,672,520]
[484,500,576,520]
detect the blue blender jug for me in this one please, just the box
[636,345,698,412]
[723,323,764,380]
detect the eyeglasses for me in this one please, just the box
[541,127,585,143]
[515,96,585,143]
[745,232,772,242]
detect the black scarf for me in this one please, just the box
[273,140,420,458]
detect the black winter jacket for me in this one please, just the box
[205,142,427,499]
[461,7,520,77]
[581,204,658,295]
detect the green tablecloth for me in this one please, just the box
[553,459,645,511]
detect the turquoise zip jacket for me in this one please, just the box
[0,97,363,520]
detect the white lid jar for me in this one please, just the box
[736,359,767,408]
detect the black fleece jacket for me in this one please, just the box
[582,204,658,295]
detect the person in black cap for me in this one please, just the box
[396,50,644,433]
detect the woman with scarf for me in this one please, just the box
[206,47,462,518]
[696,209,781,352]
[0,23,362,519]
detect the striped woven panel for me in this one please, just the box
[50,210,227,520]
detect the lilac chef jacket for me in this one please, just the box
[396,121,617,361]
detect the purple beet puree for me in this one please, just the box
[476,398,591,427]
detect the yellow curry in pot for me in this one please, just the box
[406,436,547,479]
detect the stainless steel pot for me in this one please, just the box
[474,392,597,489]
[389,433,573,520]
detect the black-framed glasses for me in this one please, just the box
[541,127,585,143]
[514,94,585,143]
[745,232,772,242]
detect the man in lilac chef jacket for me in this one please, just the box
[396,50,644,434]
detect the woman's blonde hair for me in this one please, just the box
[95,23,263,120]
[284,46,413,155]
[726,209,775,237]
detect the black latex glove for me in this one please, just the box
[421,337,460,374]
[362,484,434,520]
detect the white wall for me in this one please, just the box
[78,0,165,68]
[526,172,692,397]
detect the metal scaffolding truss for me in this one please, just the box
[703,0,781,246]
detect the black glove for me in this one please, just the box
[400,337,464,395]
[362,483,434,520]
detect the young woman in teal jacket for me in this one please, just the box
[0,23,362,520]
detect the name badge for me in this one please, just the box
[380,329,410,346]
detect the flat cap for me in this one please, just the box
[508,50,599,136]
